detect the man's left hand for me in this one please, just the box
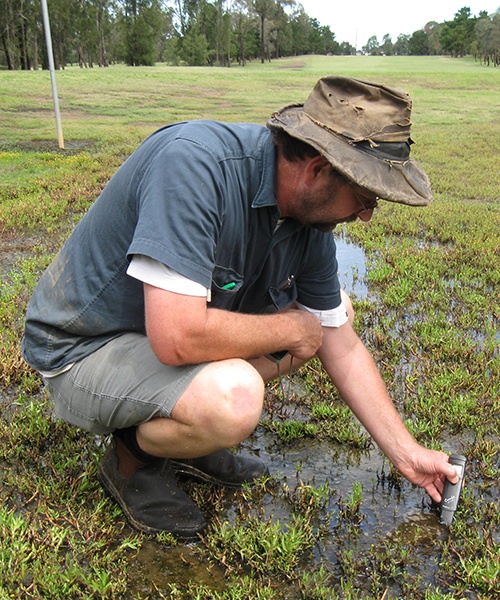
[396,448,460,503]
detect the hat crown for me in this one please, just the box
[304,76,412,144]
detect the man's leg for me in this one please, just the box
[45,334,267,537]
[136,357,265,459]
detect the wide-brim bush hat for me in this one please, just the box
[267,75,433,206]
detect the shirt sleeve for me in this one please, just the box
[296,300,349,328]
[127,133,225,289]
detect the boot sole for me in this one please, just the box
[171,460,269,488]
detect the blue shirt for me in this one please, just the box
[22,121,341,371]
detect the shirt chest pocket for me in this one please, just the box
[210,264,244,308]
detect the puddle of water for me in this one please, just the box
[334,233,369,299]
[126,424,453,597]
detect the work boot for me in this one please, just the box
[98,438,207,539]
[171,449,269,488]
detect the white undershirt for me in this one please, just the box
[127,254,211,300]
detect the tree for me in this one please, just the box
[475,9,500,66]
[72,0,112,67]
[289,7,310,56]
[212,0,232,66]
[363,35,380,55]
[252,0,275,63]
[318,24,338,55]
[307,18,323,53]
[0,0,42,69]
[409,29,430,55]
[394,33,410,55]
[441,6,477,57]
[273,0,294,58]
[424,21,443,55]
[120,0,164,66]
[232,0,255,65]
[182,20,209,64]
[381,34,394,55]
[339,41,356,55]
[156,5,179,63]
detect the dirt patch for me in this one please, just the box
[1,139,100,154]
[277,61,307,69]
[0,231,41,277]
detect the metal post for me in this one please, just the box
[40,0,64,149]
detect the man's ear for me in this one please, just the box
[303,154,332,184]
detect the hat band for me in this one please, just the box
[353,139,413,162]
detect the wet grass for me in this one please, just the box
[1,56,499,598]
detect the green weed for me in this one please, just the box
[201,514,318,579]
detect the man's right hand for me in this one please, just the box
[280,307,323,361]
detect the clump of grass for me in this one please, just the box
[264,418,319,442]
[338,482,364,522]
[201,514,318,579]
[263,361,371,448]
[309,401,370,448]
[164,576,281,599]
[282,480,331,516]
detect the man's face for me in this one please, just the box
[286,179,379,232]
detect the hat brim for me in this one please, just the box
[268,105,433,207]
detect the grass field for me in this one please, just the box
[1,55,499,599]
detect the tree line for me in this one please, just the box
[1,1,499,70]
[363,6,500,66]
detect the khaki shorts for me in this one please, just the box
[44,333,208,435]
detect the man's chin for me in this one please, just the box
[308,214,358,231]
[312,223,337,232]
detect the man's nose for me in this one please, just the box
[357,208,375,222]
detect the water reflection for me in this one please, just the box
[334,233,368,299]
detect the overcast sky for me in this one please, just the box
[297,1,500,48]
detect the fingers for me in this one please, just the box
[286,310,323,360]
[434,475,445,495]
[400,449,460,502]
[442,453,460,484]
[425,481,443,504]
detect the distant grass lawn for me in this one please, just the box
[0,56,499,599]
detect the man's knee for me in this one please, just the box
[213,359,265,444]
[175,358,265,448]
[341,289,355,325]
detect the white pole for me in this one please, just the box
[40,0,64,149]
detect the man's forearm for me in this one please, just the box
[317,324,419,468]
[145,283,323,366]
[179,307,313,364]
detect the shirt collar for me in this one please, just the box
[251,132,279,209]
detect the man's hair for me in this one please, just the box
[272,129,319,162]
[272,129,350,185]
